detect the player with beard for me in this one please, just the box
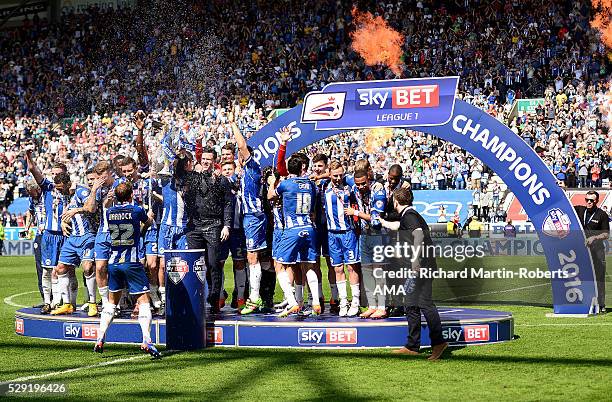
[345,168,388,319]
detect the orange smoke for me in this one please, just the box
[364,128,394,154]
[591,0,612,48]
[350,7,405,75]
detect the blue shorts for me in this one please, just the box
[275,226,319,264]
[360,233,384,265]
[218,229,246,262]
[157,224,187,257]
[94,231,111,261]
[41,231,65,269]
[328,230,360,266]
[243,213,267,252]
[108,262,150,295]
[317,227,329,257]
[58,233,95,267]
[144,226,159,256]
[271,228,283,260]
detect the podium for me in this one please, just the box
[164,249,208,350]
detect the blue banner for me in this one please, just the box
[249,105,343,167]
[247,78,598,315]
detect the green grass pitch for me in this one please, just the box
[0,256,611,401]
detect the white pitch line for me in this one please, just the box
[3,291,38,308]
[441,282,550,302]
[0,354,150,384]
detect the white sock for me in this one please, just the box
[97,303,115,343]
[42,269,52,304]
[306,270,320,305]
[99,286,109,306]
[159,286,166,305]
[51,277,61,306]
[350,283,360,304]
[277,271,297,306]
[69,273,78,306]
[330,283,338,300]
[362,266,377,308]
[85,273,97,303]
[337,279,347,303]
[249,263,262,300]
[58,274,70,306]
[138,302,152,343]
[235,269,247,299]
[295,284,304,306]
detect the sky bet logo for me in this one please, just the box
[298,328,357,345]
[443,325,489,343]
[356,84,439,110]
[63,323,99,340]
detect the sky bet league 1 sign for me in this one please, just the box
[247,77,599,315]
[301,77,458,130]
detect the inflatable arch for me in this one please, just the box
[247,78,598,316]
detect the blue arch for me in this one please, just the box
[248,99,598,315]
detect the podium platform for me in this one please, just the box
[14,306,513,349]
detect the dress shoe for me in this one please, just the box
[392,347,420,355]
[428,342,448,361]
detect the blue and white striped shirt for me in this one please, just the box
[323,181,356,232]
[240,156,263,214]
[40,178,70,233]
[107,203,148,265]
[68,185,95,236]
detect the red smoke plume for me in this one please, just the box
[591,0,612,48]
[350,7,405,76]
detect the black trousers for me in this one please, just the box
[34,233,43,300]
[591,247,606,308]
[404,276,444,351]
[186,224,222,305]
[0,238,3,255]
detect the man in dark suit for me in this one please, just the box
[380,187,448,360]
[575,190,609,313]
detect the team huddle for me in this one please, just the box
[24,111,411,357]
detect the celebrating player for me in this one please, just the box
[323,161,361,317]
[230,114,268,315]
[94,182,160,359]
[51,172,98,316]
[25,149,72,313]
[268,154,320,317]
[346,168,388,319]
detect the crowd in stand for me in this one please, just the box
[1,0,611,226]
